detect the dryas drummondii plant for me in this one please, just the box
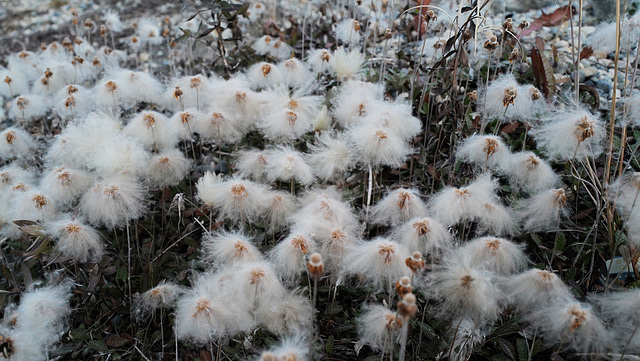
[3,1,640,360]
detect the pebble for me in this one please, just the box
[596,78,612,93]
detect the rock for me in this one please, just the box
[596,78,612,93]
[598,58,612,67]
[589,0,615,21]
[214,160,229,174]
[593,51,607,60]
[579,70,586,83]
[502,0,556,11]
[610,88,622,99]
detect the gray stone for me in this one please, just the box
[596,78,613,92]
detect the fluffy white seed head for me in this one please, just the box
[256,292,312,336]
[342,238,411,289]
[246,62,284,89]
[269,231,317,284]
[307,48,333,74]
[428,173,500,227]
[503,269,570,312]
[264,147,314,186]
[336,19,362,45]
[235,149,268,182]
[332,80,382,127]
[264,189,297,231]
[433,255,502,322]
[146,148,191,188]
[306,132,355,182]
[457,236,528,275]
[202,230,264,269]
[357,304,402,352]
[502,152,559,193]
[278,58,313,89]
[194,109,242,145]
[123,111,177,151]
[40,167,92,208]
[526,299,611,355]
[0,127,36,159]
[196,174,270,223]
[133,281,184,320]
[371,188,428,227]
[456,134,511,171]
[347,124,411,168]
[516,188,568,232]
[531,108,605,161]
[47,214,103,263]
[79,175,146,229]
[390,216,453,257]
[331,47,365,80]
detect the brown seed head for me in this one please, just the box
[484,138,498,157]
[397,191,411,210]
[405,251,425,273]
[291,235,309,254]
[288,99,298,109]
[575,116,595,143]
[353,21,361,32]
[4,76,11,85]
[412,219,430,236]
[485,239,501,250]
[384,313,403,330]
[358,103,366,116]
[519,20,530,29]
[375,129,387,140]
[105,80,117,93]
[5,131,15,144]
[385,28,392,39]
[72,55,84,66]
[44,68,53,79]
[57,170,72,185]
[503,18,513,31]
[502,86,517,107]
[173,86,182,99]
[398,292,418,319]
[250,268,265,284]
[192,298,211,318]
[190,76,201,89]
[395,276,412,296]
[100,24,107,36]
[233,240,248,257]
[65,223,82,234]
[180,112,193,124]
[286,110,297,127]
[508,48,519,63]
[454,188,469,197]
[12,183,26,191]
[16,96,29,110]
[526,155,539,170]
[553,189,566,208]
[484,35,498,51]
[103,185,119,199]
[143,113,155,128]
[307,252,324,277]
[19,51,28,59]
[529,87,541,101]
[567,306,587,332]
[32,194,48,210]
[460,274,474,288]
[261,63,272,77]
[377,243,396,265]
[65,96,76,109]
[320,50,331,63]
[235,91,246,103]
[231,184,247,198]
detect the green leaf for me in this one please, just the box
[325,335,334,356]
[86,340,108,352]
[516,338,528,361]
[554,233,566,251]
